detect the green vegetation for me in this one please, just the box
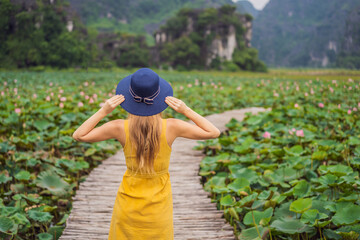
[197,70,360,239]
[0,68,358,239]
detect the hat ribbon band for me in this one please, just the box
[129,85,160,105]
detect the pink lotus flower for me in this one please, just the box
[89,98,94,104]
[220,86,224,90]
[304,92,308,97]
[358,102,360,108]
[58,94,61,98]
[60,97,66,102]
[294,103,299,108]
[108,93,112,97]
[289,130,294,135]
[14,88,17,92]
[338,104,341,109]
[92,93,97,99]
[1,91,4,96]
[329,87,334,93]
[236,86,242,91]
[332,80,337,84]
[80,91,85,96]
[33,94,37,99]
[296,130,304,137]
[84,81,89,86]
[15,108,21,114]
[202,82,206,86]
[310,88,315,95]
[4,81,7,86]
[14,79,17,83]
[348,110,352,114]
[273,92,279,97]
[187,83,192,88]
[50,92,54,96]
[49,82,53,86]
[99,102,105,107]
[92,81,95,86]
[257,84,260,87]
[263,131,271,139]
[318,103,324,108]
[59,89,64,94]
[112,89,116,93]
[353,107,357,112]
[349,86,352,90]
[179,86,184,90]
[59,103,64,108]
[78,102,84,107]
[46,96,51,101]
[85,95,90,100]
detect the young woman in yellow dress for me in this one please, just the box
[72,68,220,239]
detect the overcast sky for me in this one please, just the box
[234,0,270,10]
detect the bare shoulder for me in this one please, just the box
[107,119,125,133]
[166,118,187,130]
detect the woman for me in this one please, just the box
[72,68,220,239]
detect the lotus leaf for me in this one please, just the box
[311,151,328,161]
[348,137,360,146]
[0,216,14,233]
[323,229,341,240]
[28,210,53,223]
[33,119,53,131]
[0,174,12,184]
[238,226,267,240]
[35,171,70,196]
[293,180,311,198]
[284,145,305,156]
[270,218,313,234]
[243,207,273,226]
[289,198,312,214]
[220,194,236,207]
[331,203,360,226]
[229,168,258,183]
[227,178,250,193]
[37,232,53,240]
[9,213,30,227]
[14,170,31,181]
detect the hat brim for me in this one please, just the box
[115,74,173,116]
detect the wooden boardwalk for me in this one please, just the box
[60,107,268,240]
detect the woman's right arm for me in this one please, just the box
[165,96,220,140]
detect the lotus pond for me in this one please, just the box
[0,69,359,239]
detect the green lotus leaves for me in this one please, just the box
[33,119,53,131]
[229,168,258,183]
[243,207,273,226]
[37,232,53,240]
[0,174,12,184]
[238,226,267,240]
[9,213,31,228]
[15,170,31,181]
[289,198,312,214]
[220,195,236,207]
[270,218,313,234]
[293,180,311,198]
[28,210,53,223]
[348,137,360,146]
[284,145,306,156]
[0,216,14,233]
[311,151,328,161]
[35,171,70,196]
[227,178,250,193]
[331,203,360,226]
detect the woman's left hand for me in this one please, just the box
[101,95,125,115]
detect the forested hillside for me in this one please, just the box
[252,0,360,68]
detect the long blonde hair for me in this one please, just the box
[128,112,162,174]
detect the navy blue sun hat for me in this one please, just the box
[116,68,173,116]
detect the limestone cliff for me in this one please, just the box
[153,6,253,68]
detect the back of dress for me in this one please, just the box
[108,118,174,240]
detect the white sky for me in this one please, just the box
[234,0,270,10]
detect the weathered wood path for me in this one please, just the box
[60,107,268,240]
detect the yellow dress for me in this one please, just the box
[108,118,174,240]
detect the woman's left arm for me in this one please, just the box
[72,95,125,142]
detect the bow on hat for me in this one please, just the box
[129,85,160,105]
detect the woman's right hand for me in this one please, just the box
[165,96,190,115]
